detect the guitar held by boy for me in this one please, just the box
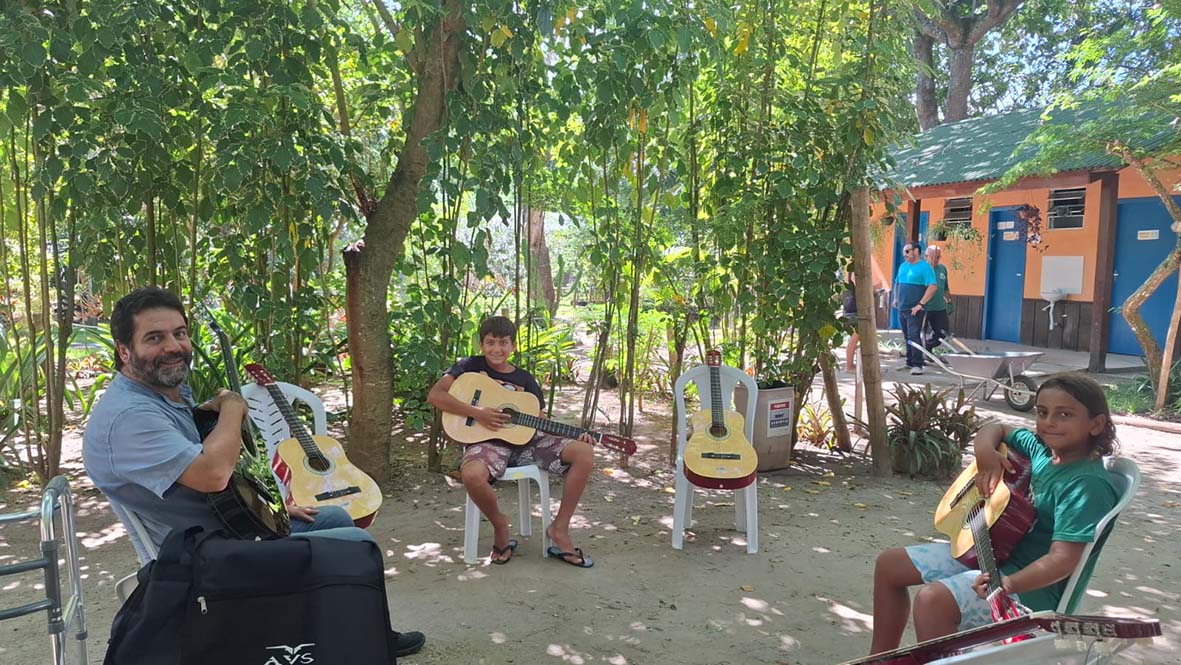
[443,372,636,455]
[244,363,383,528]
[682,350,758,489]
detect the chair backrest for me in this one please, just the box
[241,381,328,502]
[1056,456,1141,613]
[673,361,758,465]
[109,499,159,564]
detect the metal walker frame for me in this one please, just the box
[0,475,89,664]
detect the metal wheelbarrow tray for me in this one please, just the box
[907,340,1042,412]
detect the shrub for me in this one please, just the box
[797,401,836,450]
[885,383,981,479]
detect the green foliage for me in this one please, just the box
[0,0,920,476]
[884,383,981,479]
[796,401,836,450]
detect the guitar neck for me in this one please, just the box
[967,504,1003,591]
[201,306,242,392]
[217,334,242,393]
[509,411,593,442]
[263,383,324,459]
[709,365,724,432]
[505,411,634,455]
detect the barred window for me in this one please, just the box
[943,197,973,225]
[1048,188,1085,229]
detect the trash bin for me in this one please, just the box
[734,384,795,471]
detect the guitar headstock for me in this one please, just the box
[243,363,277,386]
[706,349,721,367]
[598,433,637,456]
[198,303,226,335]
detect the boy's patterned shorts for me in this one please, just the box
[905,542,1024,630]
[461,434,572,480]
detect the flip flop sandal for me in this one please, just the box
[490,539,518,564]
[546,545,594,568]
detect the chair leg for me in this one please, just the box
[672,472,691,550]
[538,471,553,555]
[735,488,747,532]
[463,492,481,564]
[745,483,759,554]
[517,479,533,537]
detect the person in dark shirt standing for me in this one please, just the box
[428,316,595,567]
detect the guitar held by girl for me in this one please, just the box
[867,373,1121,655]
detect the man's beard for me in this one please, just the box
[126,349,192,388]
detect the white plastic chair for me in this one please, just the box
[463,464,552,564]
[671,362,759,554]
[111,501,160,603]
[241,381,329,503]
[1056,456,1141,613]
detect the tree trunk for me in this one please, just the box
[344,2,463,481]
[1109,145,1181,398]
[913,32,940,131]
[1156,265,1181,411]
[851,187,890,474]
[912,0,1024,128]
[945,44,974,123]
[1121,248,1180,385]
[819,351,852,452]
[527,208,557,317]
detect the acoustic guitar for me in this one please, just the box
[193,406,291,539]
[198,306,289,539]
[934,444,1035,568]
[244,363,383,528]
[682,350,757,490]
[839,611,1161,664]
[443,372,637,455]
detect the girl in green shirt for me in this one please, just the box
[868,374,1119,655]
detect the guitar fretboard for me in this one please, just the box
[708,364,725,435]
[263,383,326,462]
[508,411,599,443]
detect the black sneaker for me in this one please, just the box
[391,630,426,657]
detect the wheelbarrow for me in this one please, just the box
[906,338,1042,412]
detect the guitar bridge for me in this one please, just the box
[315,486,362,501]
[701,452,742,460]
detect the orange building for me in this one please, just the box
[872,107,1179,371]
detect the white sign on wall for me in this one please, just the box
[1002,231,1019,241]
[998,221,1016,230]
[1040,256,1085,296]
[1138,230,1160,241]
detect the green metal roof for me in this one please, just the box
[887,103,1176,190]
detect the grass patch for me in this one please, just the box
[1104,372,1181,421]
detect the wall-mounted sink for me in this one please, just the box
[1040,288,1069,330]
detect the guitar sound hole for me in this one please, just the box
[709,425,727,437]
[309,455,331,472]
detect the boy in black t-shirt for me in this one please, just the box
[428,316,595,567]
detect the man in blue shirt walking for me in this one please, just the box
[892,242,938,374]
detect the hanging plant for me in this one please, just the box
[1014,204,1050,252]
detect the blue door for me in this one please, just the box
[890,212,929,329]
[984,207,1027,342]
[1108,196,1180,356]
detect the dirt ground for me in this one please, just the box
[1,368,1179,665]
